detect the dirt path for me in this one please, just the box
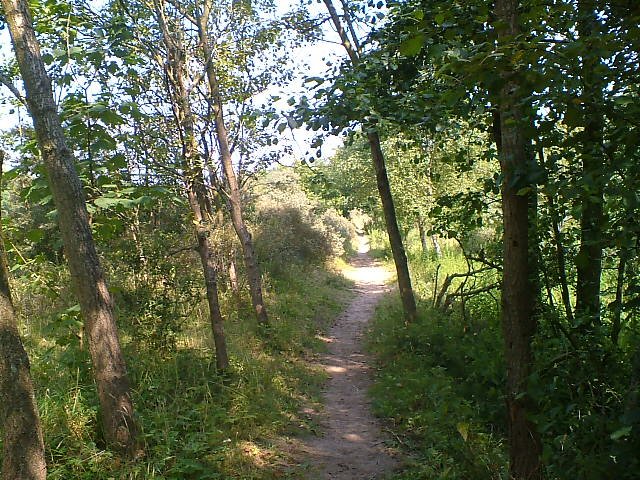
[298,236,398,479]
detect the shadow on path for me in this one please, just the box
[297,236,399,479]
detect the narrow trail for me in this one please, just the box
[298,236,399,479]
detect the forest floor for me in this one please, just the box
[285,236,399,479]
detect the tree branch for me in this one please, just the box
[0,72,26,104]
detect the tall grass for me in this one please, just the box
[9,258,353,479]
[366,228,507,479]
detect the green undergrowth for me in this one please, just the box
[16,261,353,479]
[366,235,508,479]
[366,232,640,479]
[368,295,508,480]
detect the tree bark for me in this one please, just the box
[2,0,138,452]
[494,0,543,477]
[417,216,428,252]
[367,131,418,322]
[323,0,417,323]
[574,0,605,329]
[155,0,230,370]
[196,4,269,327]
[0,151,47,480]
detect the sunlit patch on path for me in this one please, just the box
[296,237,398,479]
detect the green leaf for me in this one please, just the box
[26,229,45,243]
[399,34,426,57]
[94,197,123,209]
[456,422,469,441]
[610,426,632,440]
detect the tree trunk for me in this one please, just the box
[417,216,428,253]
[228,251,243,313]
[574,0,605,329]
[431,235,442,257]
[323,0,417,323]
[191,193,230,371]
[494,0,543,477]
[423,153,442,258]
[196,6,269,327]
[2,0,138,453]
[0,151,47,480]
[611,250,626,345]
[155,0,229,370]
[550,198,574,324]
[537,144,574,324]
[367,131,418,322]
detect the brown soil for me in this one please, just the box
[296,236,399,479]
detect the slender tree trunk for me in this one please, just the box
[196,6,269,327]
[611,250,626,345]
[228,251,242,312]
[626,343,640,436]
[0,151,47,480]
[155,0,229,370]
[417,216,428,252]
[574,0,605,329]
[323,0,417,323]
[537,144,574,324]
[549,199,574,324]
[191,193,230,371]
[431,235,442,257]
[494,0,543,477]
[2,0,138,452]
[423,150,442,258]
[367,132,418,322]
[130,207,148,286]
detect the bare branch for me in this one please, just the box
[0,72,26,104]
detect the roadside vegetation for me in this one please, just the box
[4,166,355,479]
[1,0,639,479]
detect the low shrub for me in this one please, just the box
[252,168,356,272]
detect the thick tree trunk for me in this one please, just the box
[322,0,417,323]
[156,0,229,370]
[0,152,47,480]
[494,0,543,478]
[574,0,605,329]
[197,8,269,327]
[2,0,138,452]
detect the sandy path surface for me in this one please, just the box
[299,236,398,479]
